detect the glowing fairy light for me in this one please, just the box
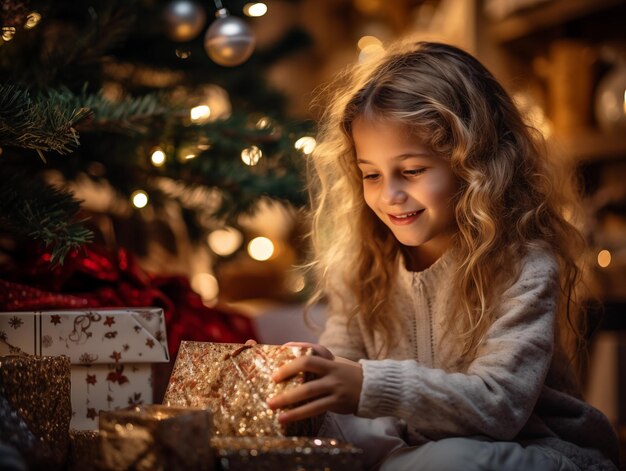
[287,274,306,293]
[597,249,611,268]
[256,116,272,129]
[150,148,166,166]
[191,273,219,301]
[243,3,268,17]
[248,237,274,261]
[357,35,382,51]
[208,227,243,256]
[241,146,262,166]
[190,105,211,122]
[131,190,149,208]
[1,27,16,41]
[294,136,316,155]
[24,12,42,29]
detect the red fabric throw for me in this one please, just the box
[0,245,257,357]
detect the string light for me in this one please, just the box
[24,12,42,29]
[287,274,306,293]
[597,249,611,268]
[191,273,219,301]
[175,49,191,59]
[208,227,243,256]
[190,105,211,122]
[357,35,382,50]
[131,190,149,208]
[247,236,274,261]
[241,146,262,166]
[294,136,316,155]
[256,116,272,129]
[150,148,166,166]
[243,3,268,17]
[1,27,16,42]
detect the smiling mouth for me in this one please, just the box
[388,210,424,225]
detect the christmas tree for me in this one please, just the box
[0,0,314,270]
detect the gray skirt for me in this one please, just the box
[317,412,583,471]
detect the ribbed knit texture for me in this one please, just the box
[318,248,619,470]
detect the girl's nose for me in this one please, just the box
[381,179,407,205]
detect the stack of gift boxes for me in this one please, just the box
[0,309,363,470]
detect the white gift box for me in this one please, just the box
[0,307,169,430]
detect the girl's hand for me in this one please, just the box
[267,344,363,424]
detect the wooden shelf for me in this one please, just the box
[487,0,623,44]
[549,131,626,164]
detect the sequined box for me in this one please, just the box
[99,405,213,471]
[164,341,323,437]
[0,354,72,470]
[212,436,364,471]
[0,308,169,430]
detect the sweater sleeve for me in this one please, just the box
[357,252,559,441]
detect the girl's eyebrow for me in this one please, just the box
[356,153,433,165]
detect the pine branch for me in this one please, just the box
[0,83,91,156]
[0,171,93,264]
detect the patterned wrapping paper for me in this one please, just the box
[99,404,214,471]
[164,341,323,437]
[212,436,364,471]
[0,308,169,429]
[0,354,72,470]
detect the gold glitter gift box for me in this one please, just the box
[164,341,323,437]
[0,354,72,470]
[212,436,364,471]
[99,404,214,471]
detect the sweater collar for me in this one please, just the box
[397,248,454,287]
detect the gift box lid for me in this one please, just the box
[0,308,168,364]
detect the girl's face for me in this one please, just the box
[353,117,458,267]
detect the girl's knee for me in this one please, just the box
[381,438,480,471]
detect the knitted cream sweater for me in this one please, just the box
[319,248,619,470]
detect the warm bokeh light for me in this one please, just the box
[357,35,382,51]
[208,227,243,256]
[183,153,197,160]
[294,136,316,155]
[131,190,149,208]
[247,236,274,261]
[150,148,166,166]
[190,105,211,122]
[191,273,219,300]
[256,116,272,129]
[241,146,263,166]
[598,249,612,268]
[358,43,384,62]
[287,274,306,293]
[24,12,42,29]
[243,3,268,17]
[1,27,16,42]
[175,49,191,59]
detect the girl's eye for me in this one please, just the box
[362,173,380,181]
[403,168,426,176]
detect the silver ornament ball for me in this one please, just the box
[204,9,256,67]
[164,0,206,42]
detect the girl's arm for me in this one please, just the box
[358,252,559,441]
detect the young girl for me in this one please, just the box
[266,41,620,470]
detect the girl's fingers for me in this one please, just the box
[272,356,331,382]
[268,379,330,409]
[278,395,336,424]
[283,342,334,360]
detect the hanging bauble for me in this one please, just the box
[204,8,255,67]
[163,0,206,42]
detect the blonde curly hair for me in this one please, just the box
[307,41,586,362]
